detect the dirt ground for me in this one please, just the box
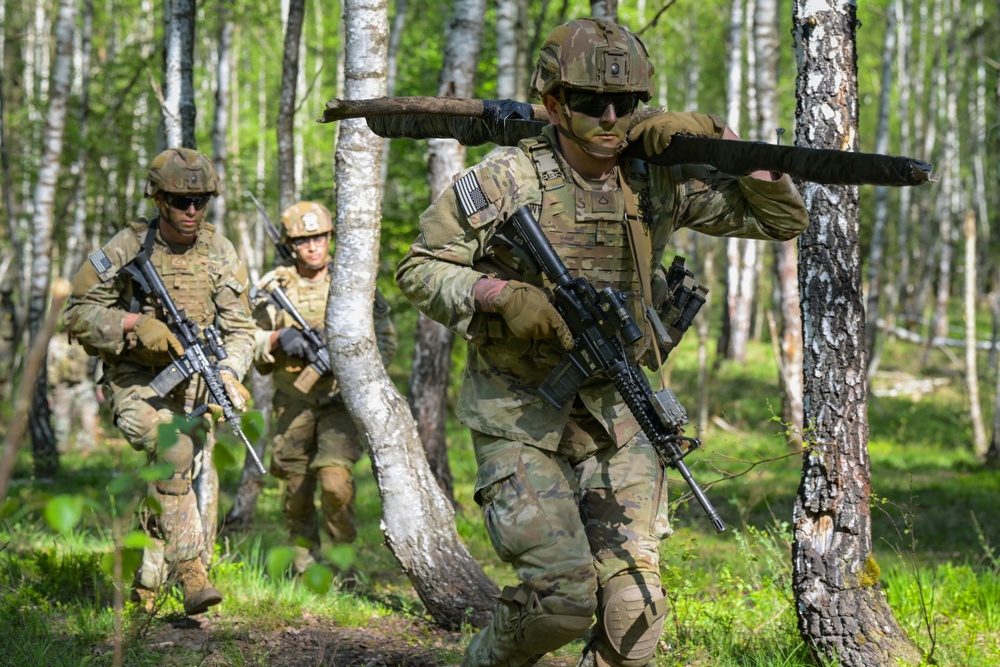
[137,611,581,667]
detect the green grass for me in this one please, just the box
[1,331,999,666]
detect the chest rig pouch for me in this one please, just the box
[120,219,218,331]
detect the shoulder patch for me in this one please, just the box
[454,171,490,218]
[87,248,117,283]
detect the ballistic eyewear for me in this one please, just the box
[166,193,212,211]
[291,233,330,248]
[566,92,641,118]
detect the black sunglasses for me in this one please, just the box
[291,233,330,248]
[566,92,640,118]
[165,193,212,211]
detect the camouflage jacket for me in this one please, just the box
[252,261,398,405]
[396,124,808,451]
[63,217,255,380]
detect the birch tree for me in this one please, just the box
[330,0,497,630]
[791,0,924,663]
[29,0,77,477]
[723,0,758,363]
[163,0,196,148]
[410,0,487,501]
[209,0,234,235]
[277,0,305,212]
[63,0,94,282]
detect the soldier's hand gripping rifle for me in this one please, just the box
[121,243,267,475]
[491,206,726,532]
[245,190,333,394]
[250,280,333,393]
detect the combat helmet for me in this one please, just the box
[281,201,333,244]
[145,148,221,198]
[530,17,654,102]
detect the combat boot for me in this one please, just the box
[175,558,223,615]
[130,585,157,613]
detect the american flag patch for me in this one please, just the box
[455,172,490,218]
[88,248,114,279]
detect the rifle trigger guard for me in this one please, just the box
[664,434,701,461]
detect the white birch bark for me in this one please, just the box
[162,0,196,147]
[864,1,897,376]
[29,0,77,476]
[963,211,988,459]
[331,0,497,630]
[64,0,95,281]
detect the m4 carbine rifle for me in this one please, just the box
[121,237,267,475]
[491,206,726,532]
[250,280,333,393]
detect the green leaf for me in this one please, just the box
[0,498,19,520]
[213,441,236,470]
[156,423,179,450]
[123,530,155,550]
[44,495,85,534]
[323,544,355,572]
[301,563,334,595]
[266,546,295,581]
[241,410,266,442]
[107,473,138,496]
[140,463,175,483]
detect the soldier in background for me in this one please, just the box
[252,201,397,576]
[396,17,808,667]
[63,148,255,615]
[47,330,101,451]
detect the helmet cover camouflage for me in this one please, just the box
[281,201,333,243]
[145,148,221,197]
[530,18,654,102]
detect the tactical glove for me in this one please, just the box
[478,279,574,350]
[219,368,251,412]
[133,315,184,356]
[277,327,317,363]
[627,111,725,156]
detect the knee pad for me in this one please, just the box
[152,433,195,494]
[317,466,354,507]
[599,572,668,667]
[501,585,596,655]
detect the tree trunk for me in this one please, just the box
[277,0,305,212]
[163,0,196,148]
[864,1,897,375]
[223,367,271,530]
[410,0,487,502]
[589,0,617,20]
[209,0,234,236]
[987,290,1000,466]
[963,211,988,460]
[333,0,497,630]
[791,1,923,664]
[29,0,77,478]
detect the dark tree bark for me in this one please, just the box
[791,1,924,664]
[409,0,487,501]
[277,0,305,212]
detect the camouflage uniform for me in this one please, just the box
[253,201,397,571]
[63,148,254,614]
[47,330,100,451]
[396,18,808,667]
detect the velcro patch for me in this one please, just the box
[455,171,490,218]
[88,248,116,282]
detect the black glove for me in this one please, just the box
[277,327,317,363]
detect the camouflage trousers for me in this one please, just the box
[107,364,212,589]
[270,393,363,560]
[465,403,671,667]
[51,381,100,451]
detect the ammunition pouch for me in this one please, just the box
[647,256,707,359]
